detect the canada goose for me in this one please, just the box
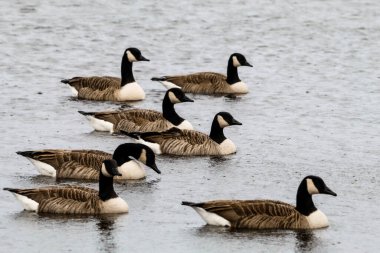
[182,175,337,230]
[16,143,160,180]
[123,112,242,156]
[78,88,194,134]
[151,53,252,95]
[4,159,130,214]
[61,48,149,101]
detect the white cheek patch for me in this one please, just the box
[168,91,181,104]
[232,56,241,67]
[217,115,229,128]
[307,179,319,195]
[126,50,137,62]
[101,164,112,177]
[139,149,147,164]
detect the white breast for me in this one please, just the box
[117,82,145,101]
[86,115,114,133]
[27,158,56,177]
[306,210,329,229]
[230,81,248,94]
[176,120,193,130]
[160,81,181,89]
[101,197,129,214]
[218,139,237,155]
[117,160,146,180]
[193,207,231,227]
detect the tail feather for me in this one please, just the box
[61,79,70,84]
[151,76,167,82]
[3,188,19,193]
[78,111,95,116]
[182,201,201,207]
[120,130,141,140]
[16,151,34,158]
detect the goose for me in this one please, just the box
[4,159,130,214]
[182,175,337,230]
[61,48,149,101]
[16,143,160,180]
[151,53,252,95]
[123,112,242,156]
[78,88,194,134]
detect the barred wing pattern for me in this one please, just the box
[163,72,233,94]
[199,200,310,229]
[25,150,111,180]
[141,128,221,155]
[6,186,102,214]
[66,76,121,91]
[93,109,173,133]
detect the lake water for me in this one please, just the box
[0,0,379,252]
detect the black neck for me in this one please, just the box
[295,180,317,216]
[226,57,241,85]
[120,57,135,86]
[162,95,184,126]
[209,118,227,144]
[98,173,118,201]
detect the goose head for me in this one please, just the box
[166,88,194,104]
[124,48,150,62]
[303,175,337,196]
[101,159,122,177]
[215,112,242,128]
[113,143,160,174]
[230,53,253,68]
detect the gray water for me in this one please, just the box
[0,0,379,252]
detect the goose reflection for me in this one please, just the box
[96,215,119,252]
[294,230,318,252]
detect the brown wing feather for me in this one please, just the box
[92,109,173,133]
[199,200,309,229]
[164,72,232,94]
[142,128,220,155]
[24,149,111,179]
[66,76,121,91]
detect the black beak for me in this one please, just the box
[150,163,161,174]
[110,166,122,177]
[182,95,194,103]
[323,186,337,196]
[243,61,253,67]
[231,119,242,125]
[139,55,150,61]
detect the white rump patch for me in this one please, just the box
[217,115,229,128]
[306,210,329,228]
[69,86,79,96]
[12,193,39,212]
[232,56,241,67]
[307,179,319,195]
[85,115,114,133]
[139,149,147,164]
[176,120,193,130]
[130,137,162,155]
[126,50,137,62]
[229,81,248,93]
[218,138,237,155]
[192,207,231,227]
[117,160,146,180]
[159,81,181,89]
[168,91,181,104]
[118,82,145,101]
[27,158,56,177]
[102,197,129,213]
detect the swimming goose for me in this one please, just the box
[182,175,337,230]
[61,48,149,101]
[78,88,194,134]
[123,112,242,155]
[16,143,160,180]
[4,159,130,214]
[151,53,252,95]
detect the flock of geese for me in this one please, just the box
[4,48,337,230]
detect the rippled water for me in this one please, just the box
[0,0,379,252]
